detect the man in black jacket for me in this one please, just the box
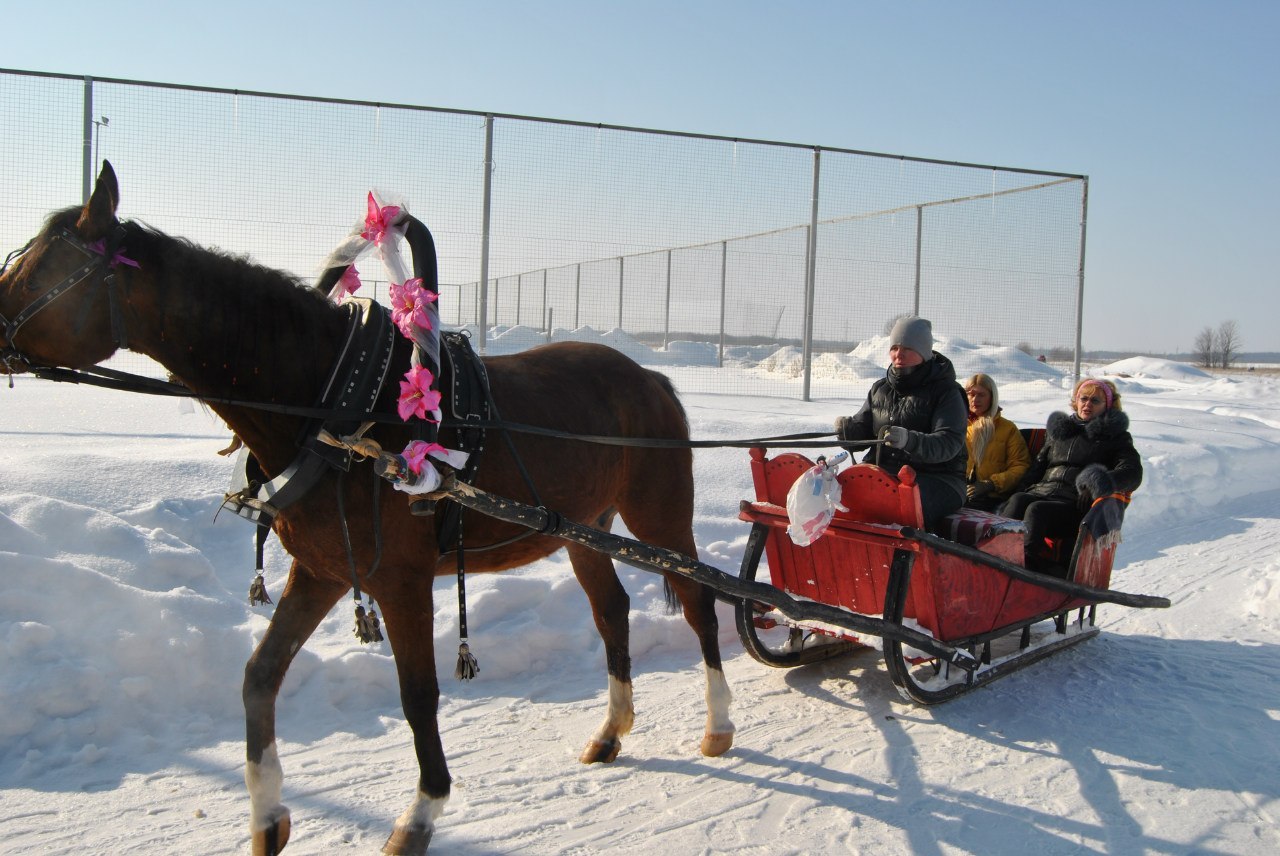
[835,317,967,527]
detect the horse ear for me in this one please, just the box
[75,161,120,239]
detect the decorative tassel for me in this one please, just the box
[248,573,272,606]
[353,601,381,639]
[367,606,384,642]
[455,641,479,680]
[248,523,272,606]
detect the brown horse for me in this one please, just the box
[0,163,733,854]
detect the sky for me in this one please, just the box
[3,0,1278,353]
[2,340,1278,853]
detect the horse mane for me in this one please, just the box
[108,216,348,397]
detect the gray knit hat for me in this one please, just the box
[889,316,934,359]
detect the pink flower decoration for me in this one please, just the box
[336,266,362,300]
[402,440,449,476]
[361,192,401,246]
[397,364,442,422]
[389,277,437,339]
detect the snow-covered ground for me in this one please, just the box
[2,341,1278,855]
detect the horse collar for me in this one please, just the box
[223,297,398,524]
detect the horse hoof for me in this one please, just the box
[579,738,621,764]
[383,822,433,855]
[701,732,734,757]
[250,808,291,855]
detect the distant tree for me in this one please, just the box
[1193,326,1216,368]
[1217,320,1241,368]
[1015,341,1033,355]
[1049,345,1074,362]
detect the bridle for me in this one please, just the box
[0,224,134,378]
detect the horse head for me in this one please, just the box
[1,161,131,374]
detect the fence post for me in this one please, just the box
[477,114,495,352]
[574,263,581,330]
[914,204,923,316]
[81,77,94,204]
[617,256,624,331]
[663,249,672,349]
[516,273,523,327]
[718,241,727,368]
[1073,177,1089,382]
[801,148,821,402]
[541,269,548,334]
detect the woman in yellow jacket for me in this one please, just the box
[963,373,1030,511]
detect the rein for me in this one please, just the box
[15,361,844,450]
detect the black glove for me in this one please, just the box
[880,425,910,449]
[967,481,994,500]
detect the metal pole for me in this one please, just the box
[541,269,548,333]
[913,205,923,316]
[81,77,94,203]
[617,256,624,331]
[801,148,822,402]
[516,273,523,327]
[1073,178,1089,382]
[546,307,554,343]
[477,114,495,352]
[574,263,581,330]
[663,249,672,348]
[718,241,727,368]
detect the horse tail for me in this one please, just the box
[647,369,688,432]
[642,369,690,613]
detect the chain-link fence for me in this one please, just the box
[1,68,1087,399]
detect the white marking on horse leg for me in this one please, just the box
[383,789,447,854]
[592,674,635,741]
[701,666,735,757]
[394,789,448,829]
[580,676,634,763]
[245,741,284,829]
[246,741,292,854]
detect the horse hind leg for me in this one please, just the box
[243,563,348,855]
[566,538,636,764]
[664,574,735,757]
[617,476,735,757]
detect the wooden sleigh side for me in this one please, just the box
[735,447,1124,703]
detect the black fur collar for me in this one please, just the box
[1045,407,1130,441]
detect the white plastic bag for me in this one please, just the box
[785,452,849,546]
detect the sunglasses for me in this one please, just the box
[1077,395,1105,405]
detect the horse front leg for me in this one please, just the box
[566,543,635,764]
[243,562,347,856]
[377,577,450,856]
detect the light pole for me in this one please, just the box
[92,116,109,167]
